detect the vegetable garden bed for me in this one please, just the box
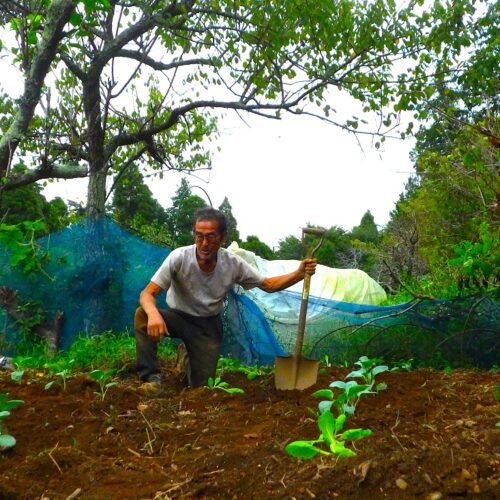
[1,363,498,499]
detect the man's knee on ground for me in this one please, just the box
[134,306,148,333]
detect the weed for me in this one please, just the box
[89,369,117,401]
[205,377,244,395]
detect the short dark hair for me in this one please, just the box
[193,207,227,235]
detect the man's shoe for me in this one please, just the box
[138,375,166,397]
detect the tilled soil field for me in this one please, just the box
[0,362,499,499]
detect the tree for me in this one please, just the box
[111,165,168,225]
[166,178,207,247]
[218,196,240,246]
[275,235,303,260]
[0,164,68,232]
[240,235,274,260]
[350,210,379,244]
[0,0,484,217]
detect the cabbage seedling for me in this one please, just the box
[313,380,372,416]
[285,412,372,459]
[0,393,24,450]
[205,377,244,394]
[89,369,117,401]
[44,359,75,391]
[346,355,388,392]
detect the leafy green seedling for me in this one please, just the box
[89,369,117,401]
[313,380,372,416]
[45,359,75,391]
[0,393,24,450]
[346,355,388,392]
[217,357,269,380]
[285,412,372,459]
[10,370,24,383]
[390,358,414,372]
[206,377,244,394]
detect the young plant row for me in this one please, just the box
[285,356,388,459]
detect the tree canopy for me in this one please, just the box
[0,0,486,217]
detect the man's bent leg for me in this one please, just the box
[135,306,162,381]
[164,310,222,388]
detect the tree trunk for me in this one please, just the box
[83,74,107,216]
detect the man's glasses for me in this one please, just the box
[194,232,219,243]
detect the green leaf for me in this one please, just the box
[0,411,10,419]
[330,441,356,457]
[318,400,334,413]
[372,365,388,376]
[69,13,83,26]
[0,434,16,449]
[285,440,321,459]
[329,380,346,389]
[224,387,244,394]
[10,370,24,383]
[334,414,346,433]
[312,389,333,399]
[27,31,38,45]
[340,428,373,441]
[318,411,336,446]
[2,400,23,411]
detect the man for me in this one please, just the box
[135,207,316,395]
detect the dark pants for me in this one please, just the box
[135,306,223,388]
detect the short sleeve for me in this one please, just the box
[151,250,177,290]
[234,257,265,290]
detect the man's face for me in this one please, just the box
[193,219,225,266]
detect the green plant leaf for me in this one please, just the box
[340,428,373,441]
[372,365,389,376]
[334,414,346,433]
[0,434,16,449]
[318,411,336,446]
[318,400,334,414]
[329,380,347,389]
[10,370,24,383]
[312,389,334,399]
[330,440,356,457]
[0,411,10,419]
[224,387,244,394]
[1,400,23,411]
[285,440,321,459]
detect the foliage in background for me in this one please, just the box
[218,197,240,246]
[239,235,274,260]
[166,179,208,247]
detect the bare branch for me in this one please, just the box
[2,161,88,190]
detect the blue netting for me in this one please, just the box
[0,217,498,368]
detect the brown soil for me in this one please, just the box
[0,363,499,499]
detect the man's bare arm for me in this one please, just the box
[259,258,317,293]
[139,282,168,339]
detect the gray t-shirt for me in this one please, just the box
[151,245,265,317]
